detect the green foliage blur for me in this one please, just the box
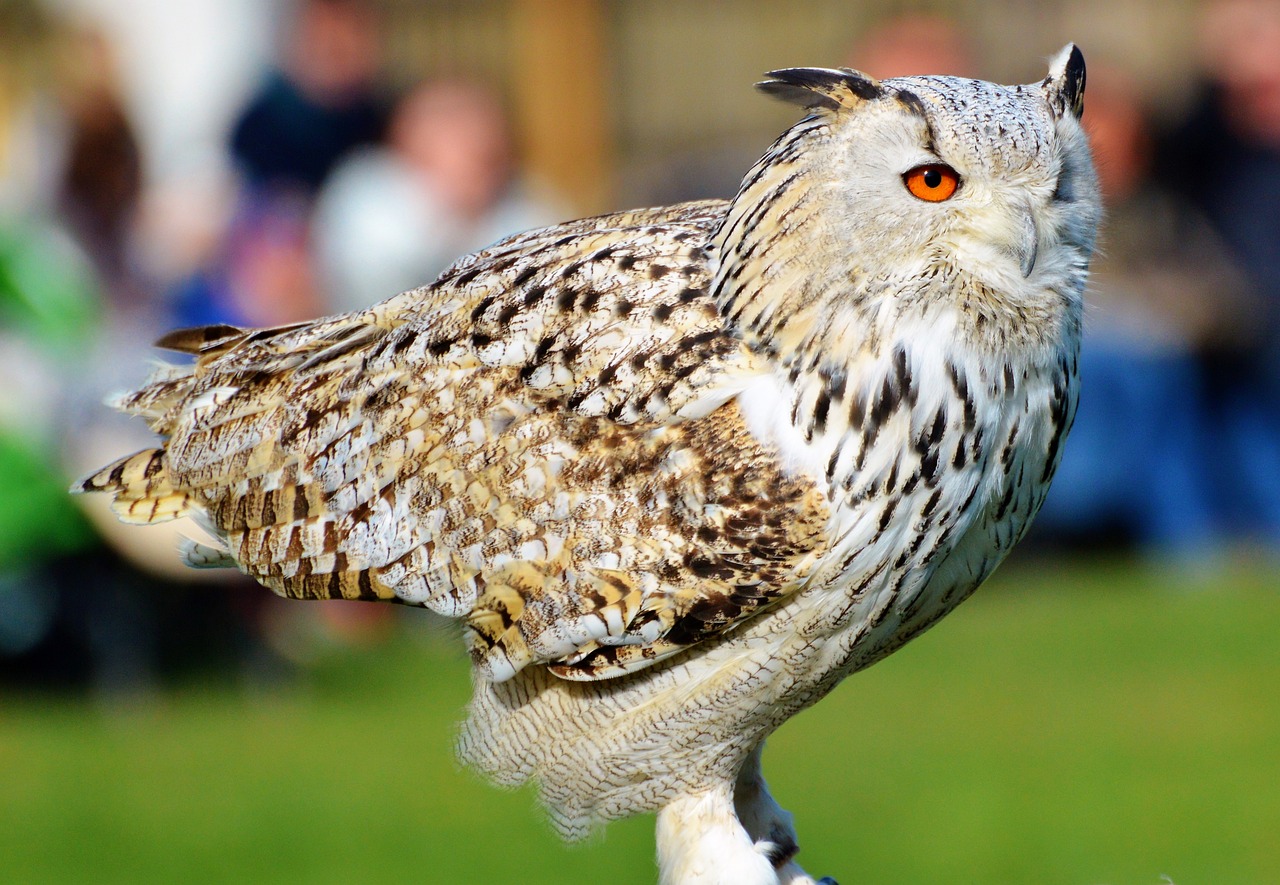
[2,559,1277,884]
[0,223,99,569]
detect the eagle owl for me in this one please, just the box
[78,46,1098,885]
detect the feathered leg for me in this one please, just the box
[656,783,779,885]
[734,743,837,885]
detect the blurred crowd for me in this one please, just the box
[1,0,1278,692]
[1033,0,1280,557]
[0,0,566,691]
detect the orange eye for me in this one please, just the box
[903,164,960,202]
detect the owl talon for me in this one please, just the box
[756,830,799,868]
[775,867,835,885]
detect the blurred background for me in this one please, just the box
[0,0,1277,882]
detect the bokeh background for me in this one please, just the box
[1,0,1278,882]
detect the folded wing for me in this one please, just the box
[77,200,831,681]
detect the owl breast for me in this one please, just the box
[735,304,1077,676]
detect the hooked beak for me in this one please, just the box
[1009,207,1040,278]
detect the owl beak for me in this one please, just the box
[1010,208,1040,278]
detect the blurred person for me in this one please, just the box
[230,0,388,197]
[0,216,100,675]
[313,77,568,311]
[1156,0,1280,544]
[170,191,323,328]
[141,0,395,662]
[0,23,157,692]
[169,0,390,331]
[844,11,980,79]
[45,24,176,489]
[49,28,148,308]
[633,12,979,208]
[0,19,288,693]
[1033,64,1258,554]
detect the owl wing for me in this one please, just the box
[77,199,831,682]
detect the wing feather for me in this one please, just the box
[77,200,832,680]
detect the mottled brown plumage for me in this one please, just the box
[79,47,1100,885]
[83,199,832,684]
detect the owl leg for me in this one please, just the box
[734,743,837,885]
[655,783,780,885]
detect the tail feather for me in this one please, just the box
[178,536,238,569]
[110,365,200,425]
[153,323,247,356]
[72,448,197,525]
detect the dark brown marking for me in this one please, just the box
[533,335,555,363]
[921,448,940,485]
[454,265,483,287]
[496,302,521,325]
[292,490,311,522]
[848,389,866,428]
[470,294,497,322]
[556,286,579,312]
[394,330,421,354]
[877,497,898,534]
[812,388,831,435]
[885,457,900,492]
[870,373,900,429]
[921,488,942,519]
[260,489,277,525]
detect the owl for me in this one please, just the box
[77,45,1098,885]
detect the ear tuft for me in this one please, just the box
[757,67,883,111]
[1042,44,1086,119]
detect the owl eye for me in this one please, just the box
[903,164,961,202]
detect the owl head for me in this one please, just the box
[715,45,1100,359]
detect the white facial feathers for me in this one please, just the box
[717,48,1100,360]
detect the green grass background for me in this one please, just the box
[2,557,1277,884]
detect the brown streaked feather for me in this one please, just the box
[757,67,884,111]
[74,448,197,525]
[154,323,246,355]
[82,199,830,681]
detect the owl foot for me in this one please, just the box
[772,858,837,885]
[736,743,837,885]
[754,825,799,868]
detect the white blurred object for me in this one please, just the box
[44,0,276,189]
[313,78,569,311]
[314,149,565,309]
[43,0,276,282]
[0,95,66,216]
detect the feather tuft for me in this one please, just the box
[757,67,883,110]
